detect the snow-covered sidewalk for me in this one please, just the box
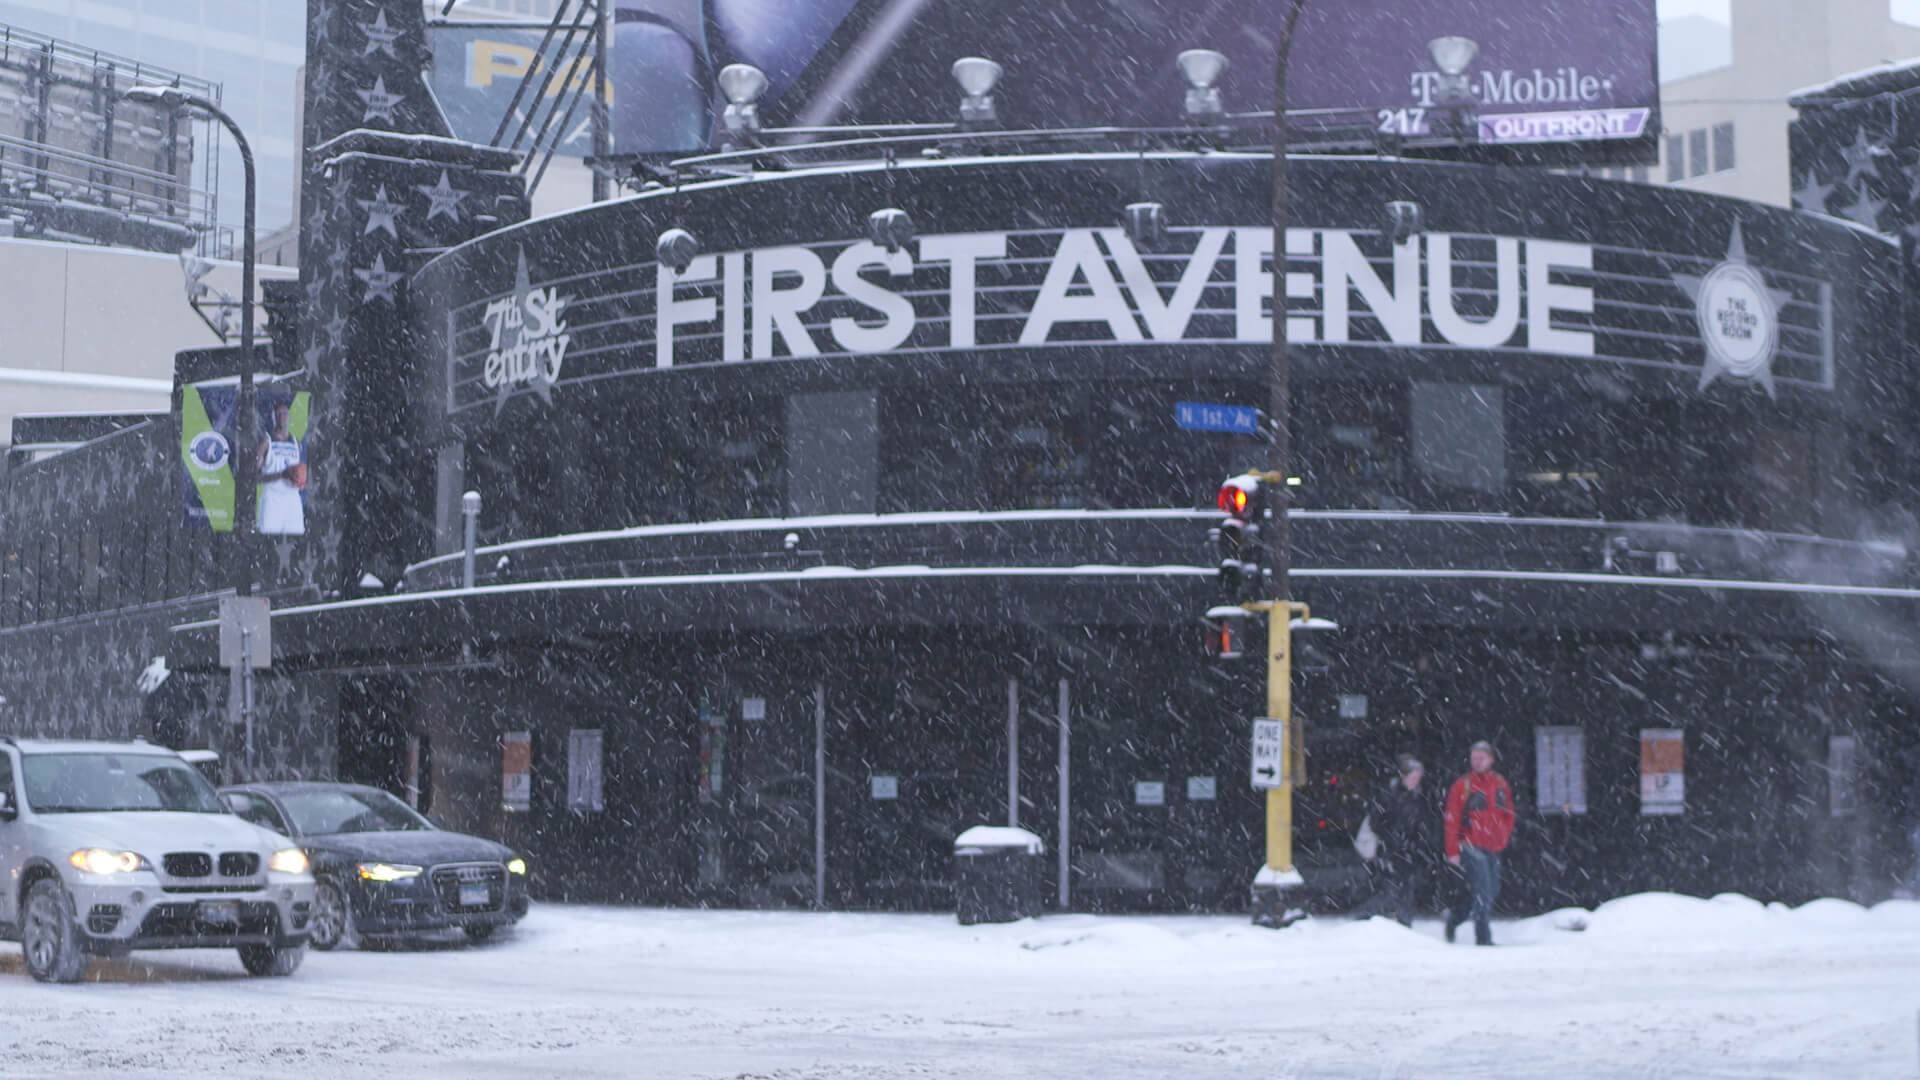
[0,893,1915,1078]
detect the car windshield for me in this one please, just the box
[22,752,226,814]
[277,788,432,835]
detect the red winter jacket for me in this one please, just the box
[1444,770,1516,858]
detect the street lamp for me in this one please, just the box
[126,84,260,596]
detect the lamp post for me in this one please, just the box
[126,85,259,596]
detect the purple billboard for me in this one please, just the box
[610,0,1658,163]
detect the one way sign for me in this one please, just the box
[1251,718,1286,790]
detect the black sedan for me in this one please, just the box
[218,782,530,950]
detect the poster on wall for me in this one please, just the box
[1639,728,1685,816]
[1535,726,1587,815]
[502,731,532,812]
[567,728,605,812]
[180,377,312,535]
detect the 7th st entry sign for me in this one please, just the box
[1251,718,1286,790]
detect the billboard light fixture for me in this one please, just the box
[1428,36,1478,78]
[1177,49,1228,123]
[951,57,1003,128]
[1124,201,1167,250]
[718,63,769,147]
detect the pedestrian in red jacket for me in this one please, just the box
[1443,740,1515,946]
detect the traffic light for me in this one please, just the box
[1212,473,1267,601]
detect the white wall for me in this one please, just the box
[0,237,297,448]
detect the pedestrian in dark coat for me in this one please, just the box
[1367,753,1434,926]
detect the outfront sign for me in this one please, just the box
[447,221,1834,420]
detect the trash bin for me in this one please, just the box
[953,826,1046,925]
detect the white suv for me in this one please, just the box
[0,738,316,982]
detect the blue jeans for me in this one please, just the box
[1447,846,1501,945]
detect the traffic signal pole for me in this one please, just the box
[1255,0,1310,927]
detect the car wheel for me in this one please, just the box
[462,924,496,944]
[307,876,354,952]
[238,942,305,976]
[21,878,88,984]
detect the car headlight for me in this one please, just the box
[69,849,146,875]
[506,857,527,876]
[267,848,311,875]
[357,862,423,882]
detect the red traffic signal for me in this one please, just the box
[1217,477,1256,516]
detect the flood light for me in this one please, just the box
[952,57,1003,128]
[717,64,768,147]
[716,64,768,106]
[867,208,915,253]
[1428,36,1479,78]
[1177,49,1229,122]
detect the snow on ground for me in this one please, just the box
[0,894,1916,1078]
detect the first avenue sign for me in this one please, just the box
[447,223,1831,416]
[649,228,1598,364]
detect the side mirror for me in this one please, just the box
[0,790,17,820]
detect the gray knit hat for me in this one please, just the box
[1396,754,1423,776]
[1469,740,1496,758]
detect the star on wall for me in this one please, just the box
[493,247,557,415]
[1791,172,1835,215]
[361,10,402,57]
[357,76,404,125]
[358,184,403,238]
[1840,128,1884,186]
[1842,191,1888,231]
[355,254,404,304]
[324,308,350,350]
[1671,222,1792,397]
[416,170,469,222]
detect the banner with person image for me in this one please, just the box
[179,378,312,536]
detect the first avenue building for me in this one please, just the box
[1,0,1918,914]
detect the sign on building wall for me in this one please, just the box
[1639,728,1685,816]
[502,730,532,812]
[567,728,604,812]
[449,223,1835,421]
[1535,726,1587,815]
[180,379,313,536]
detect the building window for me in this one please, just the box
[1666,134,1686,181]
[1688,129,1709,178]
[1712,122,1735,173]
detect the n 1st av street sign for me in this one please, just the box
[1251,717,1286,790]
[1175,401,1260,435]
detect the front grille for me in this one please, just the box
[219,852,260,877]
[161,884,258,894]
[137,902,278,938]
[86,904,122,934]
[430,863,507,914]
[163,852,212,878]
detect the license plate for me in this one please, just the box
[198,900,240,926]
[458,883,490,907]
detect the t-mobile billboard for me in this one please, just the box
[609,0,1657,162]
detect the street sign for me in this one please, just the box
[1175,401,1259,435]
[1251,717,1286,790]
[218,596,271,670]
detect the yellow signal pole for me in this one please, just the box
[1246,598,1311,893]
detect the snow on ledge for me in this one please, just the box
[955,827,1045,854]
